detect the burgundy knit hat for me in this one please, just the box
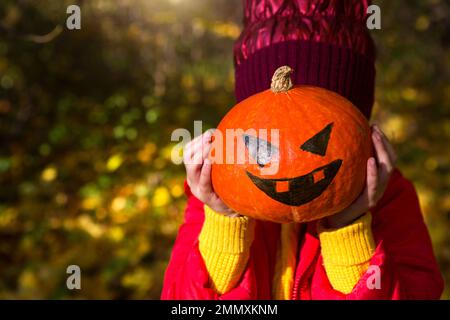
[234,0,376,119]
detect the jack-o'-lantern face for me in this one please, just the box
[211,66,372,223]
[244,123,342,207]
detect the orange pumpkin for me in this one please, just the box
[211,66,372,223]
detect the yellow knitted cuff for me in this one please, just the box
[318,213,375,294]
[198,205,255,294]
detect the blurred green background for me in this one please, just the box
[0,0,449,299]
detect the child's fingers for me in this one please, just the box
[366,157,379,208]
[183,134,202,164]
[374,125,397,165]
[184,138,205,186]
[187,134,207,164]
[185,160,201,187]
[199,158,213,195]
[349,158,377,212]
[184,130,216,188]
[183,141,194,164]
[372,127,392,183]
[190,130,215,164]
[203,129,215,142]
[381,134,397,166]
[191,147,204,166]
[191,131,214,161]
[201,131,214,160]
[202,139,212,162]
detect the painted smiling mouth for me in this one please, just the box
[246,159,343,206]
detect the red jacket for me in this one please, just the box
[161,169,443,299]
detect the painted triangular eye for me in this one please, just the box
[300,123,333,156]
[243,134,279,167]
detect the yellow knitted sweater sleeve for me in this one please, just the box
[318,213,376,294]
[199,206,375,296]
[198,205,255,294]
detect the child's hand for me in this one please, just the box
[184,130,238,217]
[325,125,397,228]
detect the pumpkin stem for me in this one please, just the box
[271,66,293,93]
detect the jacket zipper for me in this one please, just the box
[291,225,319,300]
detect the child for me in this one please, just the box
[161,0,443,299]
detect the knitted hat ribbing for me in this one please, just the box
[234,0,376,119]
